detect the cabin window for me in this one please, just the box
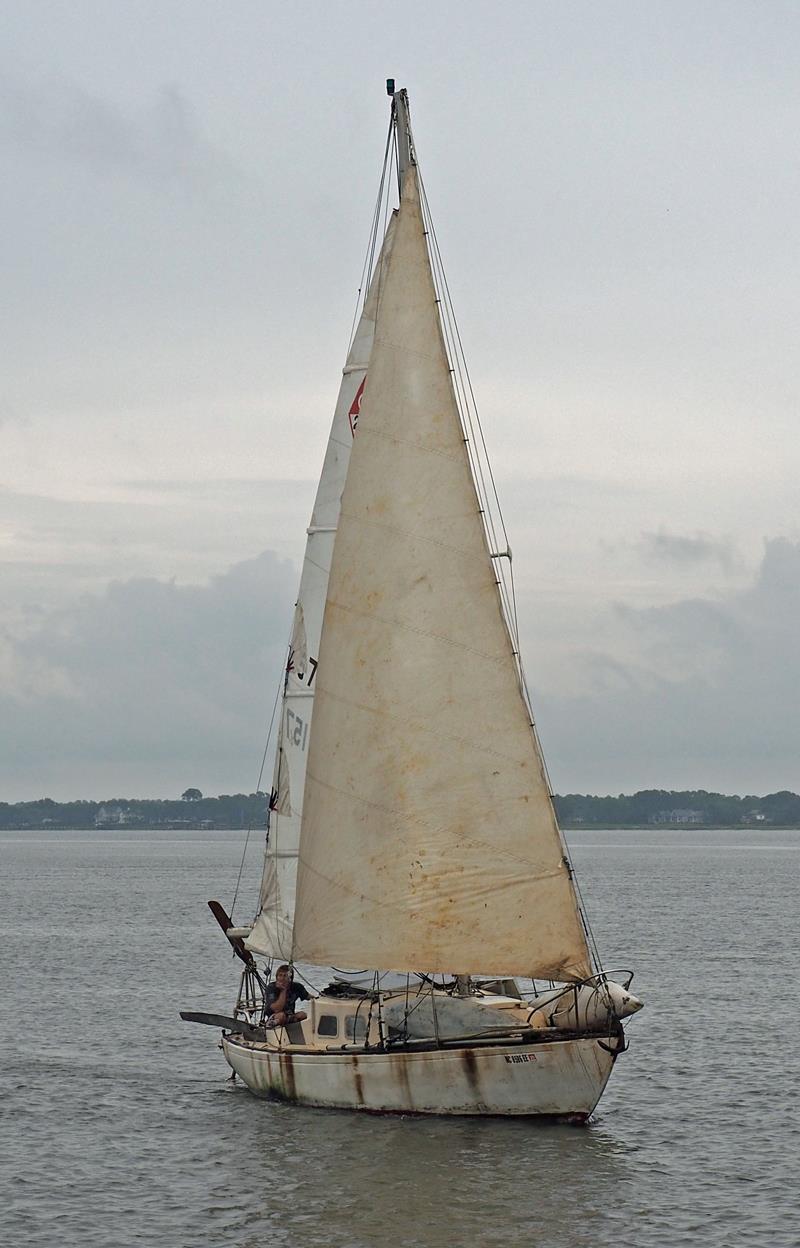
[345,1013,368,1041]
[317,1014,338,1037]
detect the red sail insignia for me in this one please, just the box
[348,376,366,436]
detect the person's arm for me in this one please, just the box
[266,985,288,1016]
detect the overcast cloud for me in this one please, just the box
[2,2,799,798]
[1,551,295,797]
[0,76,236,188]
[535,539,800,795]
[3,538,797,800]
[639,531,741,573]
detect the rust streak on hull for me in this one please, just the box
[351,1055,365,1106]
[278,1051,296,1101]
[221,1032,616,1119]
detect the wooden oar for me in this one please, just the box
[180,1010,264,1043]
[207,899,255,967]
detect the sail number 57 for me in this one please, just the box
[286,708,309,752]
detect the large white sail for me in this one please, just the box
[246,216,397,958]
[292,167,593,981]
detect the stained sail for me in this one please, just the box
[246,216,397,958]
[292,167,592,980]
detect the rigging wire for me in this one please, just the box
[417,174,520,658]
[229,666,283,920]
[347,112,396,353]
[237,121,397,938]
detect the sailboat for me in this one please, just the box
[182,84,643,1119]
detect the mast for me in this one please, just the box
[388,80,415,196]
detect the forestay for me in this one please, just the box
[246,217,397,959]
[292,167,593,981]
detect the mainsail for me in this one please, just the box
[246,217,397,958]
[292,166,593,980]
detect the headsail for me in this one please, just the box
[292,166,593,981]
[245,216,397,958]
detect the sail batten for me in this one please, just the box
[292,168,592,980]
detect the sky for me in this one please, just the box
[2,1,799,800]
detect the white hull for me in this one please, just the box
[222,1032,618,1119]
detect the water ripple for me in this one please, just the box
[2,828,798,1247]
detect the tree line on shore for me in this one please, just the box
[554,789,800,827]
[1,788,799,830]
[0,791,268,830]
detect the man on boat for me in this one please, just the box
[265,964,310,1028]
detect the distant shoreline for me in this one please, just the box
[4,824,797,834]
[2,789,800,832]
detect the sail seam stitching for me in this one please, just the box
[352,424,465,464]
[302,774,567,875]
[328,432,356,452]
[326,597,512,668]
[314,685,534,771]
[296,853,435,926]
[372,334,440,365]
[302,553,333,577]
[337,512,496,562]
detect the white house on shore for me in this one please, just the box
[94,805,142,828]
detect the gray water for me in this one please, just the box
[2,828,798,1247]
